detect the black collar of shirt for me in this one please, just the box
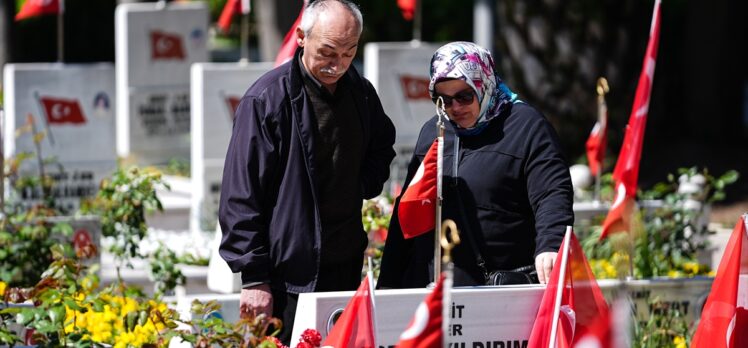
[297,51,348,102]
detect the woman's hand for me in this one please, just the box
[535,252,558,284]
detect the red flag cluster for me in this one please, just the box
[692,215,748,348]
[398,138,439,239]
[16,0,60,21]
[600,0,662,239]
[528,229,610,347]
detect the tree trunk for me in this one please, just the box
[0,0,14,87]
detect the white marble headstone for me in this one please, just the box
[363,41,443,150]
[3,63,117,212]
[115,2,209,165]
[189,62,273,234]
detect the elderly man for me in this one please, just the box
[218,0,395,342]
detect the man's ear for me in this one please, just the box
[295,27,305,47]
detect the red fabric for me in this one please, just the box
[217,0,239,33]
[226,96,241,119]
[692,216,748,348]
[217,0,249,33]
[528,231,610,347]
[150,31,185,60]
[397,139,438,239]
[585,118,607,177]
[600,0,661,239]
[15,0,59,21]
[396,273,444,348]
[572,309,612,348]
[39,97,86,124]
[397,0,415,21]
[275,3,305,67]
[399,75,431,100]
[322,275,376,348]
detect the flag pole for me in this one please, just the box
[440,219,460,345]
[594,77,609,203]
[433,98,447,281]
[548,226,572,348]
[367,255,378,347]
[33,91,55,146]
[412,0,422,42]
[239,0,250,63]
[57,0,64,62]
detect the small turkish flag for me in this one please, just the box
[396,272,445,348]
[400,75,431,100]
[397,138,438,239]
[150,31,186,60]
[39,96,86,125]
[72,229,97,259]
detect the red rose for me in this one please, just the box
[300,328,322,346]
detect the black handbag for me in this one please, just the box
[485,265,539,286]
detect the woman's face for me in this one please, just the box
[433,79,480,129]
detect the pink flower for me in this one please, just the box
[299,328,322,347]
[296,342,313,348]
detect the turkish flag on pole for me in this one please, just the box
[274,2,306,67]
[398,138,439,239]
[600,0,662,239]
[692,215,748,348]
[321,274,376,348]
[528,227,610,348]
[39,96,86,125]
[585,102,607,177]
[396,272,446,348]
[15,0,60,21]
[150,31,186,60]
[397,0,416,21]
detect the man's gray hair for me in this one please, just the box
[299,0,363,37]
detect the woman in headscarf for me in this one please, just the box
[378,42,574,288]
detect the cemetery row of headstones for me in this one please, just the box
[3,2,441,236]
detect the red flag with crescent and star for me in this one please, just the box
[692,215,748,348]
[600,0,662,239]
[150,30,186,60]
[39,96,86,125]
[396,272,444,348]
[397,138,438,239]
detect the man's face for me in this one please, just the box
[297,4,360,91]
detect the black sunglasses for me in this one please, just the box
[433,89,475,107]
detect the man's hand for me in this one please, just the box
[535,252,557,284]
[240,284,273,319]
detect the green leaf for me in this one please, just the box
[49,305,66,324]
[64,298,84,311]
[16,311,33,325]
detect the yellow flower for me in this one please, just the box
[673,335,686,348]
[682,261,700,275]
[0,281,6,296]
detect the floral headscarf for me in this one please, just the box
[428,41,518,134]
